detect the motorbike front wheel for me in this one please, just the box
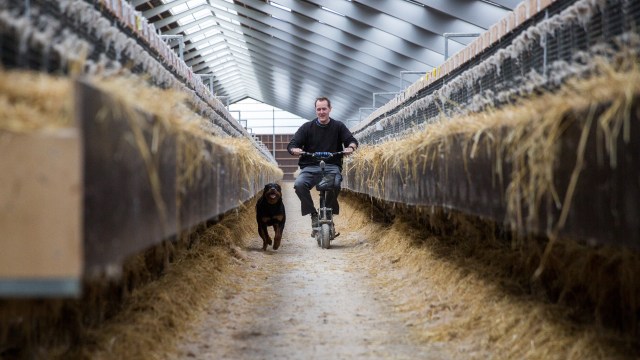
[320,223,331,249]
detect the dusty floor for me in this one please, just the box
[148,181,640,360]
[172,183,446,359]
[35,181,636,359]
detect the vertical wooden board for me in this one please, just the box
[528,0,540,15]
[177,138,219,230]
[539,0,553,10]
[490,23,499,45]
[506,12,516,33]
[482,31,492,49]
[515,3,528,25]
[499,17,508,38]
[76,81,178,274]
[469,41,477,59]
[0,130,82,278]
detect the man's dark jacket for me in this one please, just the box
[287,118,358,170]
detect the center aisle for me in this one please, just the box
[174,182,439,359]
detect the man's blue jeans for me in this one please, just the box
[293,164,342,216]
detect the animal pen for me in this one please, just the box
[1,0,640,357]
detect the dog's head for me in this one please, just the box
[262,183,282,205]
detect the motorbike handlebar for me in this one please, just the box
[300,151,344,159]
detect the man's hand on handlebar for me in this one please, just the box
[297,151,344,159]
[291,148,354,158]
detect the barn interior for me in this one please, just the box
[1,0,640,358]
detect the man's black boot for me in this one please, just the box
[310,212,319,237]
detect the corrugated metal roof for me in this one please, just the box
[131,0,515,122]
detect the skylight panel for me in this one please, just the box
[269,2,291,12]
[219,23,236,32]
[321,6,344,16]
[402,0,424,6]
[215,14,232,23]
[183,25,201,35]
[177,15,196,26]
[186,0,206,7]
[194,38,222,50]
[228,27,244,36]
[218,62,235,71]
[171,3,189,14]
[478,0,512,10]
[226,37,247,49]
[199,49,214,57]
[209,36,225,45]
[208,36,225,45]
[204,53,225,63]
[207,57,233,68]
[191,34,206,42]
[199,19,216,28]
[195,42,213,50]
[211,3,229,12]
[204,29,222,37]
[193,9,211,20]
[211,43,228,53]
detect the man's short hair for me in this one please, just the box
[315,96,331,108]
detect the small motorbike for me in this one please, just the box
[301,151,343,249]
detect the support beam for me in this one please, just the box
[444,32,481,60]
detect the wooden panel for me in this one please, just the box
[77,81,178,275]
[0,130,82,279]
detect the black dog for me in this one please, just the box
[256,183,286,251]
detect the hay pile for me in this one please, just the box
[89,74,282,214]
[90,73,281,177]
[0,69,73,132]
[341,193,640,359]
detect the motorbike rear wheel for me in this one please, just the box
[320,223,331,249]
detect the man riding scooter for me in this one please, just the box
[287,96,358,236]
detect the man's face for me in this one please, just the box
[315,100,331,123]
